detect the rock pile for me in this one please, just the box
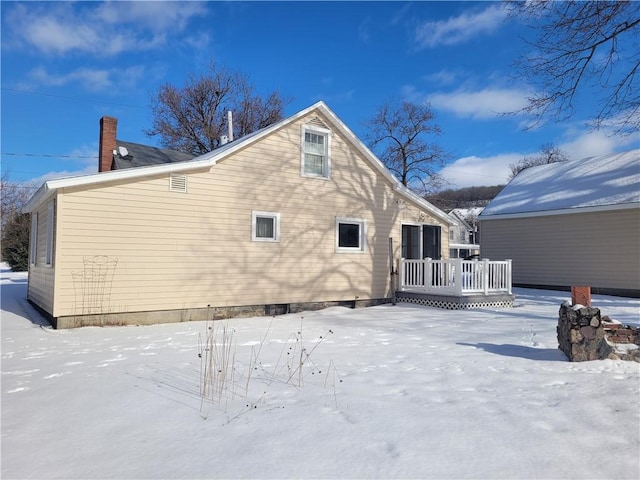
[557,302,640,362]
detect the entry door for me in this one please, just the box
[402,225,441,259]
[423,225,441,260]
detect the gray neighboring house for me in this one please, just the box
[98,116,196,172]
[479,149,640,297]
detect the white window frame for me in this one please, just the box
[30,213,38,265]
[45,201,55,266]
[301,125,331,179]
[252,211,280,242]
[336,217,366,253]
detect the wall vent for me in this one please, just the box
[170,174,187,193]
[308,116,328,129]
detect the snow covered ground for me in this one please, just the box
[2,264,639,479]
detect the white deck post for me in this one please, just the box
[506,259,512,294]
[483,258,490,295]
[454,257,463,295]
[400,258,406,290]
[424,257,432,292]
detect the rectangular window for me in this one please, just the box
[30,213,38,265]
[45,201,55,266]
[336,217,366,252]
[301,125,331,178]
[252,211,280,242]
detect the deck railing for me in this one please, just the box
[399,257,512,295]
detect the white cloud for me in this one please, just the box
[27,66,145,93]
[430,87,531,119]
[414,4,507,49]
[95,1,206,32]
[438,124,638,189]
[5,2,208,56]
[29,144,99,186]
[559,129,636,160]
[439,153,523,188]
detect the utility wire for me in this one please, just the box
[1,152,98,159]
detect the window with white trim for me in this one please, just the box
[45,201,55,266]
[301,125,331,178]
[252,211,280,242]
[30,213,38,265]
[336,217,366,252]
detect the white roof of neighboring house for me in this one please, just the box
[480,149,640,219]
[23,101,454,226]
[449,207,483,229]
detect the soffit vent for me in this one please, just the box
[308,116,328,129]
[170,174,187,193]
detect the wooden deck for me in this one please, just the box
[397,258,514,309]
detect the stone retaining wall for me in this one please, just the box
[557,302,640,362]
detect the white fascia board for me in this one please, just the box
[22,103,324,214]
[450,243,480,249]
[478,202,640,221]
[315,103,455,226]
[22,156,217,213]
[395,184,457,226]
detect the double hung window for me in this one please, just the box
[302,125,331,178]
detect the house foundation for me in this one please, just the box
[33,298,391,329]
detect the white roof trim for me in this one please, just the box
[479,201,639,220]
[450,243,480,249]
[23,101,454,225]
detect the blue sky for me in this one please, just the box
[2,1,638,189]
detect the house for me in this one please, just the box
[479,149,640,297]
[23,101,456,328]
[447,208,481,258]
[98,116,196,172]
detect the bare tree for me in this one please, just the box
[364,100,449,194]
[1,172,36,271]
[508,143,569,180]
[147,63,290,155]
[509,1,640,134]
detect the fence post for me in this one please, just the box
[483,258,490,295]
[506,259,512,294]
[400,258,406,291]
[454,257,463,295]
[424,257,432,292]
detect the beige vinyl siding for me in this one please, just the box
[27,199,56,314]
[480,208,640,291]
[51,112,448,317]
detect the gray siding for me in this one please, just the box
[479,208,640,294]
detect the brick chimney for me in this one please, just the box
[99,116,117,172]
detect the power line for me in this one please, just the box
[1,87,146,109]
[2,153,97,159]
[1,152,98,159]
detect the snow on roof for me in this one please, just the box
[449,207,483,218]
[480,149,640,218]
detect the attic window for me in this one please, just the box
[170,174,187,193]
[301,125,331,178]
